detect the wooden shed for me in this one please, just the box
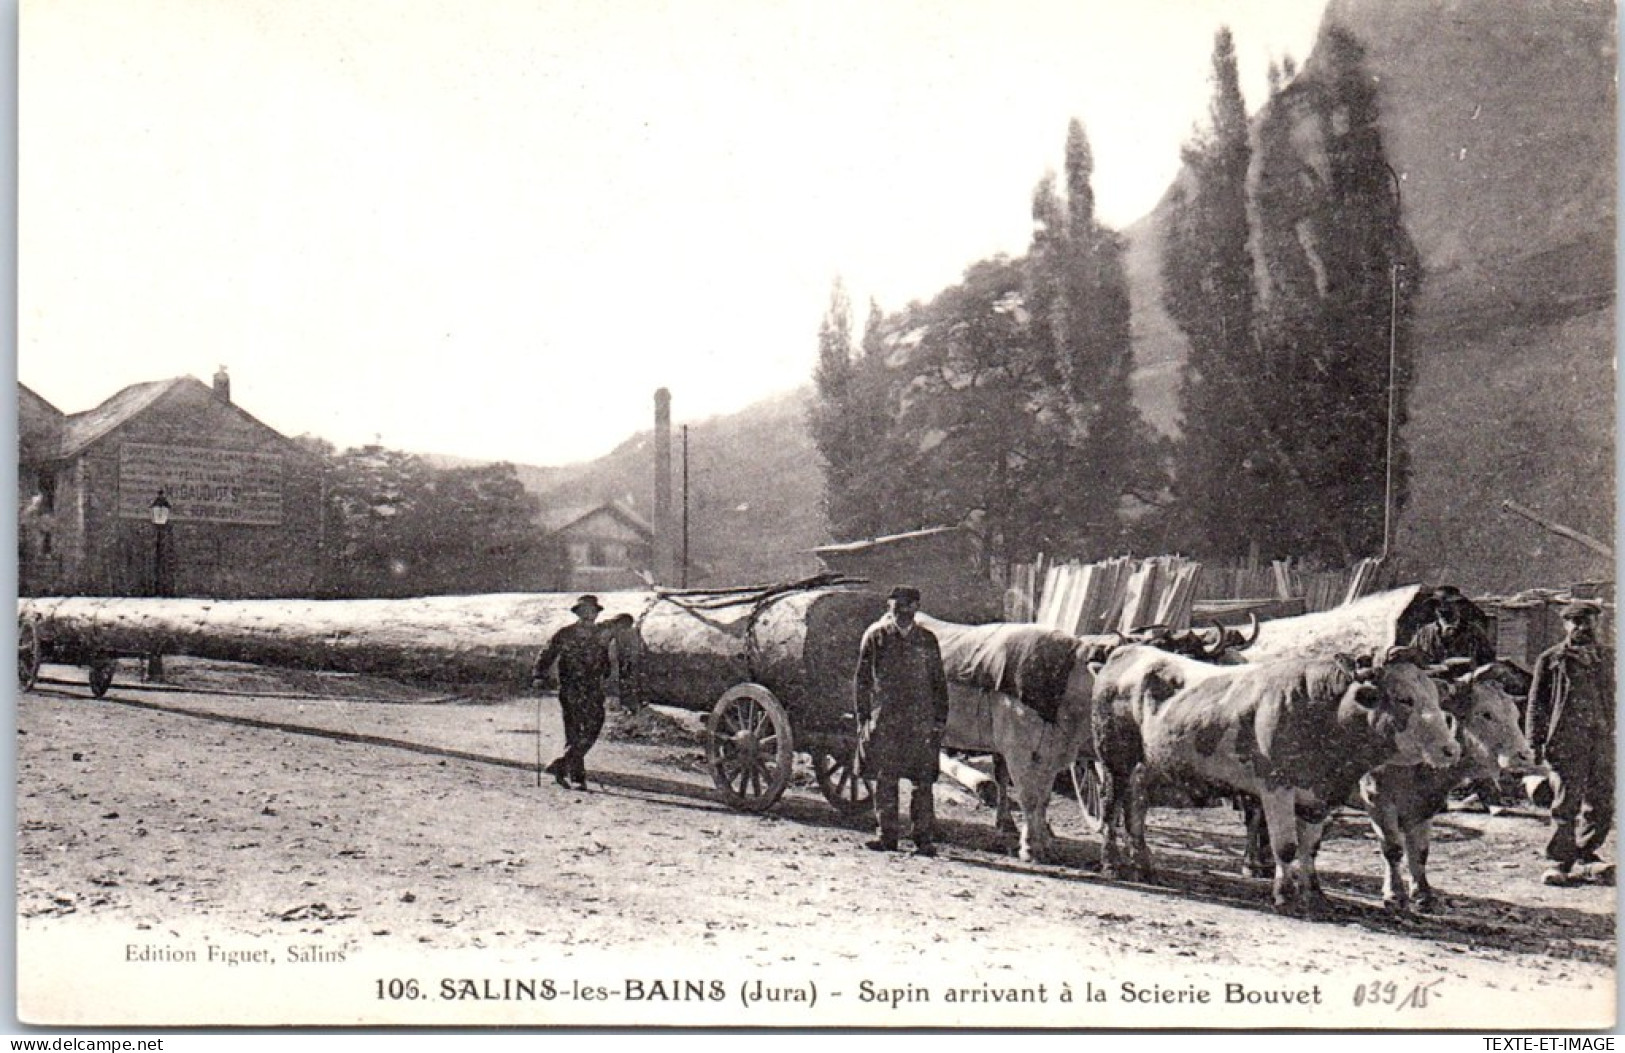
[811,526,1001,623]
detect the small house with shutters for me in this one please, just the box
[18,370,325,598]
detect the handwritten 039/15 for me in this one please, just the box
[1352,978,1443,1011]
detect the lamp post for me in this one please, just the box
[146,489,172,681]
[1378,163,1404,566]
[150,489,172,595]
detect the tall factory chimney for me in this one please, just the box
[653,388,674,584]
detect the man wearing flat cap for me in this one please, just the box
[533,594,620,790]
[854,585,950,857]
[1526,600,1615,886]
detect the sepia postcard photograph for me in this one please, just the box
[12,0,1618,1032]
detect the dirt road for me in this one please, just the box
[14,662,1617,1029]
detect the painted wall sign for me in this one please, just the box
[118,442,285,525]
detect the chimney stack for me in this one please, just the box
[653,388,674,583]
[212,365,231,403]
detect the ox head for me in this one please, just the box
[1124,613,1258,664]
[1443,663,1537,777]
[1343,647,1461,767]
[1200,613,1260,663]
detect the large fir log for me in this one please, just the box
[19,579,886,723]
[1239,585,1432,664]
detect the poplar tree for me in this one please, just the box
[1028,120,1151,556]
[1162,27,1261,557]
[810,279,866,540]
[1251,27,1422,561]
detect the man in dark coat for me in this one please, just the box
[1526,600,1615,886]
[533,594,619,791]
[854,585,950,857]
[1409,585,1503,810]
[1409,585,1497,667]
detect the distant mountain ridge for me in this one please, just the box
[425,388,829,587]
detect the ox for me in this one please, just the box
[922,616,1258,865]
[1358,661,1536,912]
[923,616,1107,864]
[1236,661,1537,911]
[1092,645,1461,912]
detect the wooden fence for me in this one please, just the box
[1191,557,1383,613]
[1005,555,1384,626]
[1005,555,1203,633]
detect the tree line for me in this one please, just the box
[811,25,1420,570]
[293,437,561,597]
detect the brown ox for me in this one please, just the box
[1359,661,1536,912]
[922,615,1257,864]
[1092,645,1461,912]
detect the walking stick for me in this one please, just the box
[1070,763,1102,834]
[536,690,543,788]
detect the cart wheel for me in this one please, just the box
[17,618,41,691]
[705,683,794,813]
[88,658,116,698]
[813,747,874,816]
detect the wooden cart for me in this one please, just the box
[18,577,889,816]
[627,580,886,815]
[17,613,155,699]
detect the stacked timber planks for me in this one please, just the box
[1031,556,1202,635]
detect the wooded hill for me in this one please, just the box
[1128,0,1614,593]
[508,389,827,587]
[493,0,1614,594]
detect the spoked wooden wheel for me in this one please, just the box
[17,618,40,691]
[88,657,116,698]
[813,746,874,815]
[705,683,794,813]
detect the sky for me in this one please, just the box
[19,0,1329,466]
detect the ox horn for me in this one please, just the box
[1384,644,1423,666]
[1239,611,1260,649]
[1201,621,1228,659]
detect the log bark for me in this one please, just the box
[1240,585,1431,664]
[939,753,999,807]
[20,593,595,686]
[20,582,886,725]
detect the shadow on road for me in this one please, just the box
[31,681,1613,969]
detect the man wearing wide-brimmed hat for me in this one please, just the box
[853,585,950,857]
[532,594,618,790]
[1527,599,1615,886]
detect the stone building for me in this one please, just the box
[18,371,325,598]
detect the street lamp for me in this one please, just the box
[146,489,172,681]
[149,489,172,595]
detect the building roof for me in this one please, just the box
[18,383,63,421]
[19,384,65,462]
[21,375,312,463]
[58,378,189,460]
[538,500,653,539]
